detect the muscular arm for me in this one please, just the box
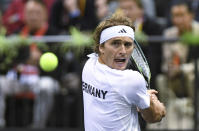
[139,90,166,123]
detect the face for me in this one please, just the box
[99,37,134,70]
[119,0,142,22]
[24,1,47,31]
[171,5,193,32]
[64,0,78,11]
[95,0,108,20]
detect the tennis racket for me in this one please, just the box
[127,39,151,89]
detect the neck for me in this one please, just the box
[98,56,105,64]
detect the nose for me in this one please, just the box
[119,44,127,54]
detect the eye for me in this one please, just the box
[111,40,121,47]
[124,42,133,48]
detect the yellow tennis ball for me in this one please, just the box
[39,52,58,72]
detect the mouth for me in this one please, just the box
[114,58,128,69]
[114,58,126,63]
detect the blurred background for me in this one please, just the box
[0,0,199,131]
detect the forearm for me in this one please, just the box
[140,91,166,123]
[141,100,165,123]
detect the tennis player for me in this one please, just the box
[82,12,166,131]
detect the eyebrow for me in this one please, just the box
[112,39,122,42]
[111,39,133,43]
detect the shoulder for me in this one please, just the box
[122,70,145,84]
[84,54,97,67]
[163,26,178,37]
[110,69,146,91]
[111,70,148,105]
[82,58,94,71]
[125,70,146,89]
[107,69,140,79]
[82,54,98,75]
[193,21,199,32]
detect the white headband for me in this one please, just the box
[99,25,135,44]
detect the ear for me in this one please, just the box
[99,44,105,54]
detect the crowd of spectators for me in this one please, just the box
[0,0,199,130]
[153,1,199,129]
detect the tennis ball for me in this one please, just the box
[39,52,58,72]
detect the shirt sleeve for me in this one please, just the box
[118,70,150,109]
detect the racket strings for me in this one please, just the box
[131,40,151,88]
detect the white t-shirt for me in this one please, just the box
[82,53,150,131]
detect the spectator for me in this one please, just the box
[79,0,111,31]
[0,0,60,128]
[2,0,26,35]
[141,0,156,18]
[78,0,113,31]
[20,0,54,37]
[49,0,82,34]
[79,0,98,31]
[156,0,199,129]
[157,0,199,28]
[107,0,119,15]
[2,0,55,35]
[95,0,109,22]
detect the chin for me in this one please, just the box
[114,66,126,70]
[112,63,127,70]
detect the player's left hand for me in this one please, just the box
[147,89,158,101]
